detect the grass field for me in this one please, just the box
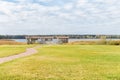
[0,45,120,80]
[0,45,34,58]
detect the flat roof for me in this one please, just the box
[26,36,69,39]
[26,36,54,39]
[56,36,69,38]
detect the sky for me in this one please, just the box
[0,0,120,35]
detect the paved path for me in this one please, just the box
[0,48,38,64]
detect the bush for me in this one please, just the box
[107,40,120,45]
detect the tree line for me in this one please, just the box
[0,35,120,39]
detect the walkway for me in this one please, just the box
[0,48,38,64]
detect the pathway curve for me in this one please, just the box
[0,47,38,64]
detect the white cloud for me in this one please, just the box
[74,10,86,17]
[96,0,117,5]
[63,3,73,10]
[76,0,88,7]
[0,0,120,34]
[38,0,53,2]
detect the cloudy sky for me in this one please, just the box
[0,0,120,35]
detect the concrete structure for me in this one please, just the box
[26,36,69,44]
[56,36,69,44]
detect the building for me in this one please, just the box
[26,36,69,44]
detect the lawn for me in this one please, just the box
[0,45,34,58]
[0,45,120,80]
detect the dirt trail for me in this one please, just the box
[0,48,38,64]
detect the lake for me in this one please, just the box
[12,39,27,43]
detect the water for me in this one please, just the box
[12,39,27,43]
[12,39,120,43]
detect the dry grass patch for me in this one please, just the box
[0,39,26,45]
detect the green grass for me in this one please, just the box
[0,45,34,58]
[0,45,120,80]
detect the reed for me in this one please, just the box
[0,39,26,45]
[68,40,120,45]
